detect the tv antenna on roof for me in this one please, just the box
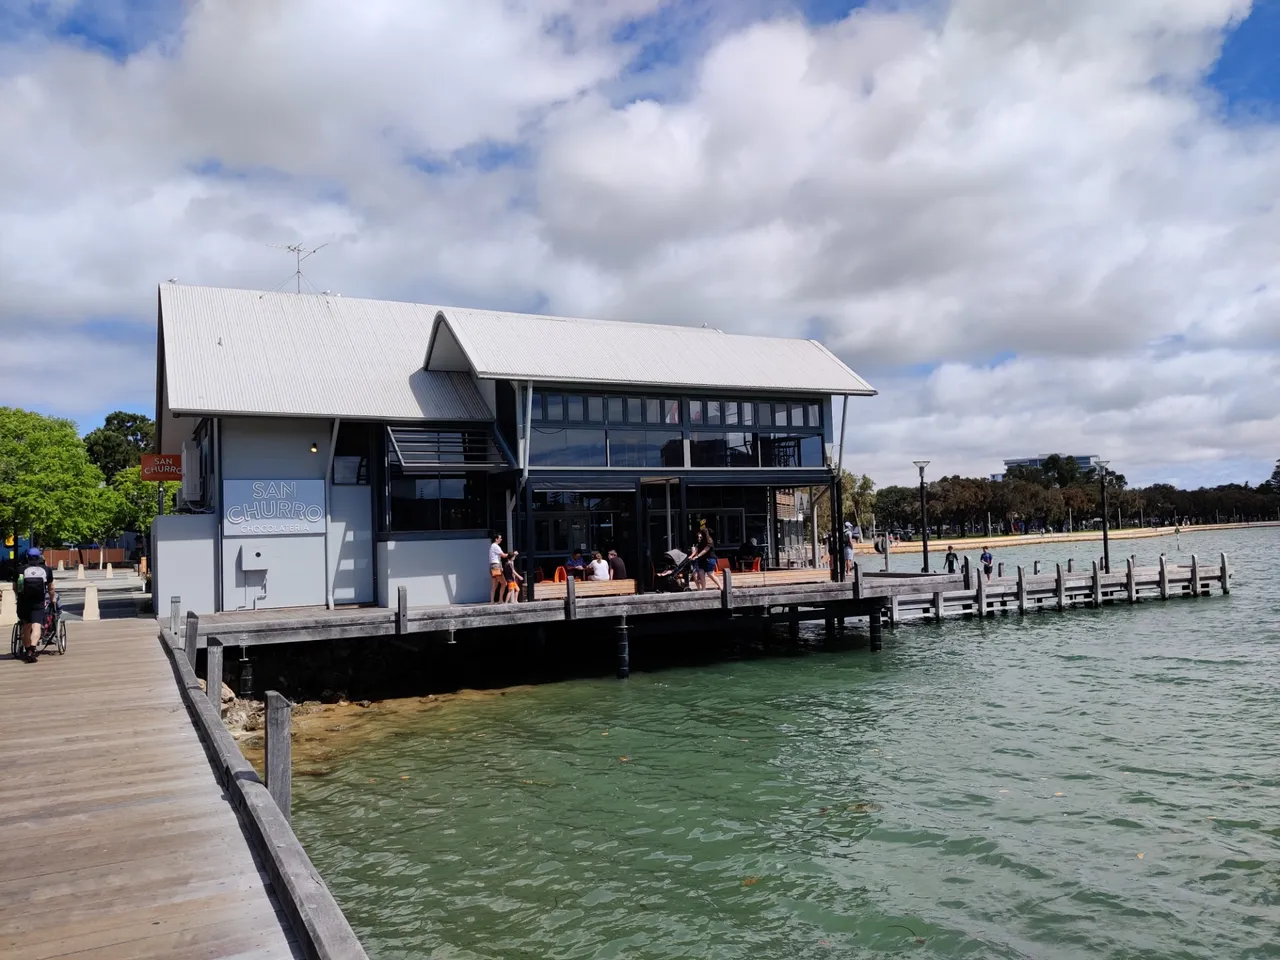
[269,241,330,293]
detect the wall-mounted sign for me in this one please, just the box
[141,453,183,481]
[223,479,325,537]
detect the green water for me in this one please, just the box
[294,528,1280,958]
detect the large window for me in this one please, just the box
[610,431,684,468]
[388,471,487,531]
[529,427,608,467]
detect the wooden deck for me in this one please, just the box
[0,619,304,960]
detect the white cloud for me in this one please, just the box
[0,0,1276,487]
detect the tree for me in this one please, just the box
[1264,459,1280,494]
[0,407,108,545]
[874,485,917,531]
[814,471,876,538]
[111,466,178,535]
[1040,454,1082,489]
[84,411,155,480]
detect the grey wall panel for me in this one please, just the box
[153,514,217,615]
[377,538,491,607]
[223,535,326,610]
[220,417,330,480]
[329,485,374,605]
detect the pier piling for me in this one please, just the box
[1126,558,1136,603]
[1190,554,1200,596]
[1016,566,1027,614]
[264,691,292,822]
[1159,556,1169,599]
[184,612,198,667]
[615,617,630,679]
[1220,553,1230,595]
[206,639,223,717]
[868,606,883,651]
[1055,563,1065,611]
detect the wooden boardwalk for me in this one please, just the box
[0,619,304,960]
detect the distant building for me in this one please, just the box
[991,454,1102,482]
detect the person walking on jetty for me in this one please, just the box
[488,532,517,604]
[980,546,994,583]
[690,520,722,591]
[502,554,524,603]
[12,547,55,662]
[842,521,856,571]
[944,545,959,574]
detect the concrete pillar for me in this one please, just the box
[105,563,114,580]
[76,564,85,580]
[0,585,16,627]
[82,583,100,621]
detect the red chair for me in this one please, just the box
[715,557,731,573]
[554,566,567,583]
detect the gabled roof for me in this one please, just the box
[158,285,492,420]
[427,307,875,395]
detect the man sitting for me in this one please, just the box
[565,550,586,578]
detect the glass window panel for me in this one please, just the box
[546,394,563,421]
[706,401,721,425]
[690,433,727,468]
[775,403,790,426]
[607,397,625,424]
[568,396,584,421]
[688,400,704,424]
[644,398,661,423]
[724,401,739,426]
[531,393,543,421]
[664,399,680,424]
[727,432,757,467]
[757,403,772,427]
[627,397,642,423]
[587,396,604,422]
[807,403,820,428]
[800,435,822,467]
[610,430,684,468]
[760,434,803,468]
[565,429,608,466]
[791,403,805,426]
[388,471,484,531]
[742,402,754,426]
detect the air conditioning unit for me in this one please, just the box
[181,440,203,503]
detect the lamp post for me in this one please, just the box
[1098,460,1111,574]
[913,460,930,573]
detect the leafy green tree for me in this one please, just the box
[111,466,178,535]
[1263,459,1280,494]
[814,470,876,536]
[874,485,917,531]
[1039,454,1082,489]
[0,407,107,544]
[84,411,155,479]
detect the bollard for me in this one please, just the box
[264,691,292,822]
[183,611,198,665]
[1158,555,1169,599]
[105,563,114,580]
[1055,563,1065,611]
[76,563,85,580]
[0,585,16,627]
[1220,553,1230,595]
[1016,566,1027,614]
[82,584,100,621]
[57,559,64,571]
[169,596,181,635]
[615,617,630,679]
[206,639,224,717]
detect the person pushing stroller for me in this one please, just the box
[12,547,55,663]
[689,520,722,591]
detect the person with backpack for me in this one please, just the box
[12,547,55,663]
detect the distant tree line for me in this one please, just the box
[0,408,175,548]
[870,454,1280,537]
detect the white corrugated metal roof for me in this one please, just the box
[433,307,876,395]
[159,285,492,420]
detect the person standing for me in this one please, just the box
[12,547,54,663]
[980,546,994,583]
[488,533,516,604]
[502,553,524,603]
[944,545,959,574]
[842,521,856,571]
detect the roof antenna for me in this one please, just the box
[269,242,330,293]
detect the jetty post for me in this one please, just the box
[1190,554,1200,596]
[1016,566,1027,614]
[1159,555,1169,599]
[1220,553,1230,595]
[1055,563,1065,611]
[206,639,224,716]
[615,615,630,680]
[1091,560,1102,607]
[265,691,292,822]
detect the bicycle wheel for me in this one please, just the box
[10,624,18,658]
[57,619,67,655]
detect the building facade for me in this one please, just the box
[152,285,874,612]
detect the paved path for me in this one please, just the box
[0,619,303,960]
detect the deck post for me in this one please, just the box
[888,595,899,627]
[397,585,408,634]
[868,606,883,651]
[1220,553,1230,595]
[1126,557,1136,603]
[1189,554,1200,596]
[1067,558,1074,573]
[169,596,181,635]
[1091,560,1102,607]
[788,608,800,641]
[264,691,292,823]
[565,575,577,620]
[1016,566,1026,614]
[975,570,987,617]
[997,561,1004,578]
[1033,560,1041,575]
[933,590,945,621]
[851,561,863,599]
[206,639,224,717]
[616,616,630,679]
[824,614,835,637]
[1159,555,1169,599]
[1055,563,1065,611]
[721,567,733,611]
[184,612,198,667]
[962,555,971,590]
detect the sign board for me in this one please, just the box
[141,453,183,481]
[223,479,325,537]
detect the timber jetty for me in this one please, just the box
[175,553,1230,685]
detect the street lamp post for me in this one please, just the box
[913,460,930,573]
[1098,460,1111,574]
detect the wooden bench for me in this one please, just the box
[536,578,637,600]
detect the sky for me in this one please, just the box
[1,0,1278,489]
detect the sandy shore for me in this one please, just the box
[855,520,1277,555]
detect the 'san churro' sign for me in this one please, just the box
[222,479,325,536]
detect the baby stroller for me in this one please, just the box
[653,549,693,593]
[10,595,67,658]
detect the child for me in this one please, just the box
[503,555,524,603]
